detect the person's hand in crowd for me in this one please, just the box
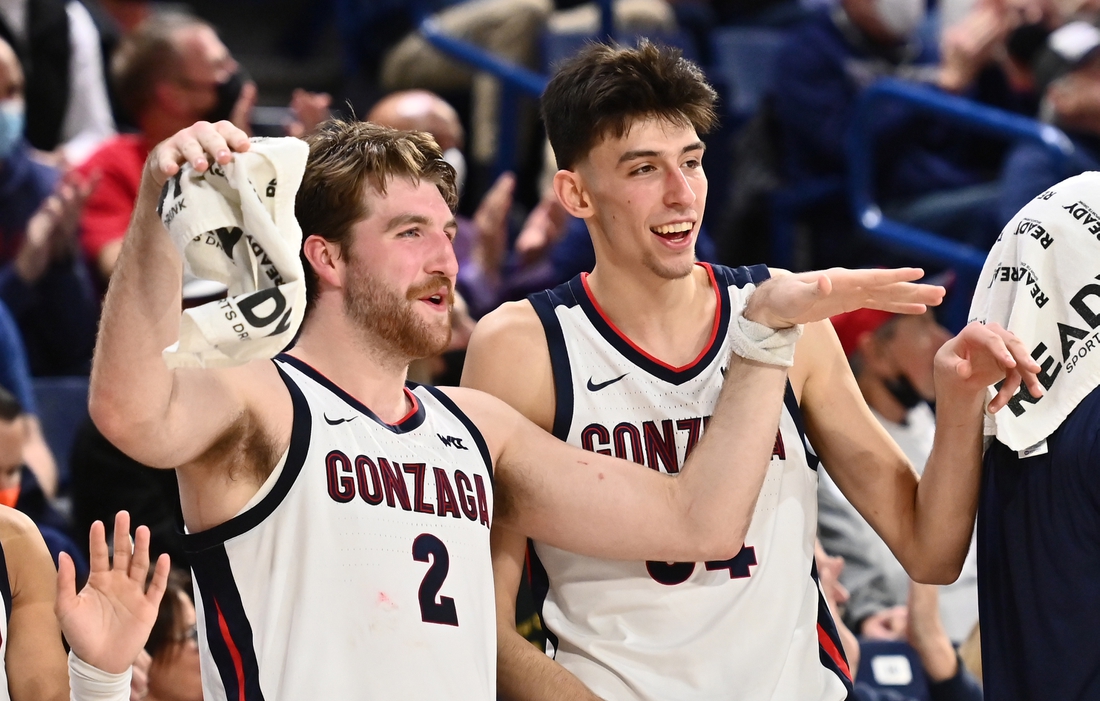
[130,649,151,701]
[859,604,909,640]
[940,0,1015,93]
[228,80,259,138]
[471,171,516,284]
[1047,67,1100,135]
[514,190,569,266]
[15,169,98,283]
[286,89,332,138]
[55,511,171,674]
[907,582,960,682]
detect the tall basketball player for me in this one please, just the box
[461,42,1040,701]
[90,117,1012,701]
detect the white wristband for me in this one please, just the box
[728,312,803,367]
[68,651,132,701]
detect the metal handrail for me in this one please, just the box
[418,18,548,98]
[846,77,1074,274]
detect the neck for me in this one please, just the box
[585,262,717,367]
[290,307,413,423]
[856,371,909,424]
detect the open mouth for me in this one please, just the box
[651,221,694,244]
[420,291,450,311]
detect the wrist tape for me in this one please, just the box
[728,311,804,367]
[68,651,132,701]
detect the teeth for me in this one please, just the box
[653,222,693,235]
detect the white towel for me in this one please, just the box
[968,171,1100,452]
[157,136,310,368]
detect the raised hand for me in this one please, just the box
[934,321,1043,412]
[285,89,332,138]
[56,511,171,674]
[144,120,251,189]
[744,267,945,329]
[471,171,515,280]
[15,169,99,282]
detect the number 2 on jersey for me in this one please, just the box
[646,545,757,585]
[413,533,459,626]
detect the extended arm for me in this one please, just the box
[89,122,256,469]
[804,320,1040,583]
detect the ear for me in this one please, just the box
[302,234,344,291]
[857,331,892,373]
[552,169,593,219]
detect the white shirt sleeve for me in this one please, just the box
[59,0,116,165]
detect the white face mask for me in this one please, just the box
[874,0,926,40]
[442,147,466,196]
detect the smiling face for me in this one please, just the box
[338,177,458,360]
[571,117,707,280]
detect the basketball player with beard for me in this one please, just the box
[88,117,1015,701]
[461,42,1038,701]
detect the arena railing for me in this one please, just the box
[847,77,1074,275]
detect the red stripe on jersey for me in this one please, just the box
[396,388,420,425]
[216,600,248,701]
[817,622,851,681]
[579,263,722,373]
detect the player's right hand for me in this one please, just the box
[145,120,251,188]
[744,267,945,329]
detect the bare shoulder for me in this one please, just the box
[433,386,522,460]
[0,507,54,598]
[0,507,41,550]
[462,299,556,431]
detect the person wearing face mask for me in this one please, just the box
[820,307,980,647]
[0,36,100,379]
[770,0,1018,268]
[76,11,330,285]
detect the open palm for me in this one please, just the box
[56,512,170,674]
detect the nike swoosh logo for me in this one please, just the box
[587,373,629,392]
[324,414,357,426]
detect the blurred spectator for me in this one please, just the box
[821,307,980,644]
[0,300,57,496]
[76,12,330,284]
[0,385,87,581]
[999,20,1100,224]
[816,542,984,701]
[142,568,202,701]
[0,36,100,376]
[380,0,675,171]
[772,0,1017,266]
[0,0,116,164]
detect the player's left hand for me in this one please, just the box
[744,267,944,329]
[56,511,171,674]
[934,321,1043,412]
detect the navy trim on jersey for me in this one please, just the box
[571,263,767,385]
[276,353,427,433]
[525,541,560,658]
[182,363,312,552]
[811,558,855,698]
[190,544,266,701]
[783,381,819,471]
[529,290,574,440]
[420,385,494,485]
[0,541,10,624]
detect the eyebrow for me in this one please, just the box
[618,141,706,164]
[384,213,458,233]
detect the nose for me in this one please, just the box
[427,228,460,282]
[664,167,697,209]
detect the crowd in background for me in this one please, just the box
[2,0,1097,696]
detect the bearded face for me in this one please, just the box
[342,250,453,361]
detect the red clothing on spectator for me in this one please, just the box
[77,133,150,268]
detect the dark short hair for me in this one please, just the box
[296,118,458,312]
[541,40,718,170]
[145,568,194,658]
[0,386,22,422]
[111,12,209,122]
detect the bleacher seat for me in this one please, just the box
[707,27,788,122]
[32,376,90,491]
[856,639,931,701]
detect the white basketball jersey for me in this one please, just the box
[183,355,496,701]
[527,264,853,701]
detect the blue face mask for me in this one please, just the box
[0,100,24,161]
